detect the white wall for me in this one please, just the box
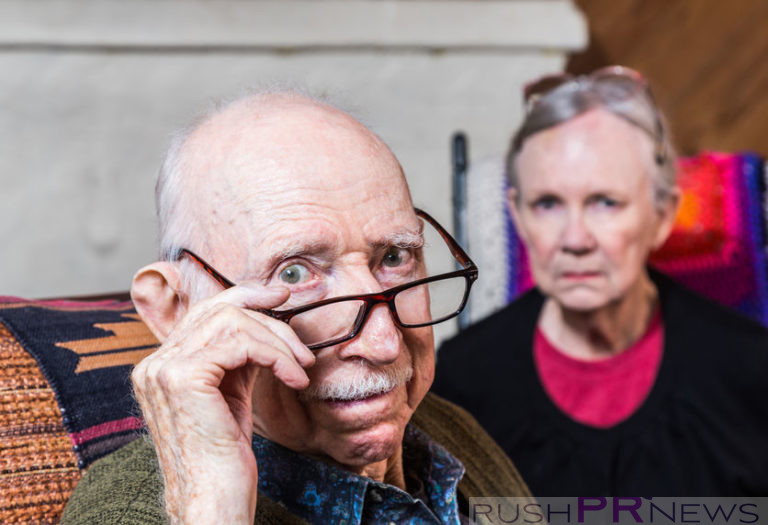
[0,0,586,323]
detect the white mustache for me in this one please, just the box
[300,363,413,402]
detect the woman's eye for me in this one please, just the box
[279,263,310,284]
[594,196,621,209]
[532,197,559,211]
[382,247,406,268]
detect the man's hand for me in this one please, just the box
[131,284,315,525]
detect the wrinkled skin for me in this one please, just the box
[130,96,435,524]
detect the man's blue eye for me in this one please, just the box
[280,264,309,284]
[382,247,405,267]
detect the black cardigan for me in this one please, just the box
[432,272,768,496]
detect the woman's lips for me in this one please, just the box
[560,271,601,280]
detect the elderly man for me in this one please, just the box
[61,92,531,524]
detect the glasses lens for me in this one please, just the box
[288,300,366,348]
[394,276,468,326]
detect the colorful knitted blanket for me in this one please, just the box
[0,296,156,523]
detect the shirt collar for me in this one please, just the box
[253,424,465,524]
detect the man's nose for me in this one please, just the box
[337,302,402,366]
[560,211,596,255]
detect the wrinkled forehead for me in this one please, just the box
[179,99,416,269]
[252,206,423,272]
[195,203,422,285]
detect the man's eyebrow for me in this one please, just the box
[261,240,337,274]
[371,230,425,249]
[257,231,424,278]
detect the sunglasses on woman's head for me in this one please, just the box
[522,66,667,166]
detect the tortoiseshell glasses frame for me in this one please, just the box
[175,208,478,350]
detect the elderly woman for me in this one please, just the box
[432,67,768,496]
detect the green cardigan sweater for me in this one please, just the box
[62,393,532,524]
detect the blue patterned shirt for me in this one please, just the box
[252,424,466,524]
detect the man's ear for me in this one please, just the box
[130,262,186,342]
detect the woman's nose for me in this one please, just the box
[560,211,596,255]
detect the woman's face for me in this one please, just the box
[509,109,678,312]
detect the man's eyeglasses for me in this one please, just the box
[523,65,667,165]
[175,208,478,351]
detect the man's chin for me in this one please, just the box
[324,420,405,469]
[307,387,412,469]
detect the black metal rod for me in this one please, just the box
[451,132,470,331]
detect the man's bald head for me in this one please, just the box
[155,91,407,268]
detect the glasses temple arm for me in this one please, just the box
[414,208,476,269]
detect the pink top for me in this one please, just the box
[534,310,664,428]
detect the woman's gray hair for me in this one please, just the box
[505,74,678,211]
